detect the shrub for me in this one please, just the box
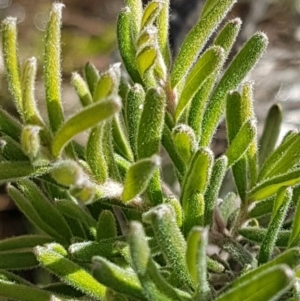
[0,1,299,300]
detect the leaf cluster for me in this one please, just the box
[0,1,299,300]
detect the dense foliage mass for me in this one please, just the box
[0,0,299,300]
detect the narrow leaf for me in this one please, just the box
[186,227,211,300]
[21,57,45,126]
[259,104,282,167]
[258,131,300,181]
[52,96,121,158]
[289,196,300,247]
[239,227,290,247]
[117,7,142,84]
[8,185,66,243]
[0,108,22,141]
[172,124,197,165]
[171,0,236,87]
[96,210,117,241]
[137,87,165,159]
[136,45,157,77]
[249,168,300,201]
[2,17,22,116]
[204,156,228,226]
[141,1,162,28]
[0,280,65,301]
[125,83,145,159]
[175,46,224,120]
[34,246,107,300]
[0,250,38,270]
[0,235,53,252]
[128,222,176,301]
[44,3,65,133]
[122,155,161,202]
[181,148,214,209]
[215,265,294,301]
[225,119,256,168]
[86,126,108,183]
[143,205,194,289]
[157,0,171,67]
[93,256,144,300]
[71,72,93,106]
[201,32,268,146]
[213,18,242,58]
[84,62,99,95]
[258,187,292,264]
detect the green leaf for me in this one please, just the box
[93,63,121,102]
[136,25,157,49]
[0,235,53,252]
[137,87,165,159]
[249,168,300,201]
[258,130,299,181]
[125,0,143,39]
[230,248,300,289]
[0,134,28,161]
[204,156,228,226]
[0,162,47,182]
[96,210,117,240]
[143,205,194,289]
[128,221,178,301]
[69,239,121,261]
[201,32,268,146]
[34,245,107,300]
[225,119,256,168]
[0,250,38,270]
[21,126,41,160]
[186,227,211,300]
[122,155,161,202]
[55,198,97,231]
[213,18,242,57]
[248,196,274,218]
[1,17,22,116]
[0,108,22,141]
[8,185,66,243]
[112,114,134,162]
[187,76,216,140]
[215,265,294,301]
[44,3,65,133]
[86,126,108,183]
[52,96,121,157]
[172,124,197,165]
[0,280,66,301]
[175,46,224,120]
[239,227,290,247]
[289,196,300,247]
[156,0,171,68]
[259,104,282,167]
[21,57,45,126]
[171,0,236,87]
[162,124,186,179]
[71,72,93,107]
[259,132,300,182]
[84,62,99,95]
[141,1,162,28]
[136,45,157,77]
[242,82,258,187]
[181,148,214,209]
[93,256,144,300]
[125,83,145,159]
[117,7,142,84]
[258,187,292,264]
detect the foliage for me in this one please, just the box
[0,1,299,300]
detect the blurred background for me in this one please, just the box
[0,0,299,134]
